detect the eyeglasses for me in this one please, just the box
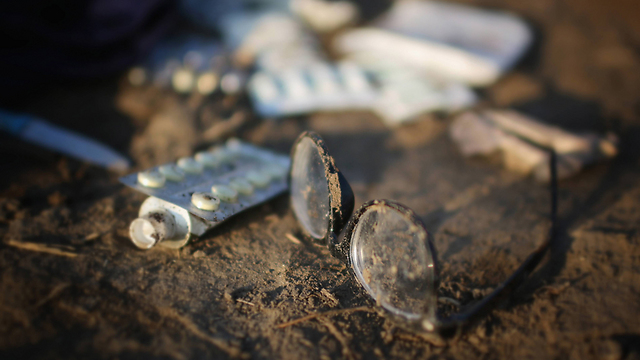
[288,131,558,339]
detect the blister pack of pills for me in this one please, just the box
[120,138,290,249]
[248,61,376,118]
[248,60,476,126]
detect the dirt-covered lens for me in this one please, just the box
[350,204,436,319]
[291,136,331,240]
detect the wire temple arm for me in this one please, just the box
[438,150,559,337]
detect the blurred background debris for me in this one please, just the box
[1,0,639,358]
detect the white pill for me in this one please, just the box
[195,152,222,168]
[137,170,166,188]
[211,184,238,202]
[246,170,271,188]
[224,138,243,158]
[220,72,243,95]
[226,137,242,150]
[263,164,289,180]
[191,192,220,211]
[229,178,254,195]
[172,68,195,93]
[209,146,233,163]
[128,67,147,86]
[158,164,185,182]
[197,71,218,95]
[251,73,280,102]
[177,157,203,174]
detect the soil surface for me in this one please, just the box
[2,0,640,359]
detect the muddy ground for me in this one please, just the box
[1,0,640,359]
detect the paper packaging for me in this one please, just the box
[333,0,532,86]
[450,110,618,181]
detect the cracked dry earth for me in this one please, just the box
[1,0,640,359]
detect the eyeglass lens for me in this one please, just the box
[350,203,436,319]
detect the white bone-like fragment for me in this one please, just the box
[483,110,614,155]
[450,112,546,174]
[291,0,359,33]
[450,110,619,181]
[449,112,504,156]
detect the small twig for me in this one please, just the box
[35,283,70,308]
[5,240,78,258]
[285,233,301,245]
[438,297,461,307]
[158,306,247,358]
[84,232,101,241]
[317,317,357,360]
[276,306,374,329]
[236,299,255,307]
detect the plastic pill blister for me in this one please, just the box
[247,61,377,118]
[120,138,290,249]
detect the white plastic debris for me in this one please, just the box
[121,139,291,249]
[290,0,359,33]
[225,13,325,71]
[450,110,618,181]
[247,61,377,118]
[333,0,532,86]
[248,60,476,126]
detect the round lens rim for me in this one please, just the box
[338,199,440,329]
[289,131,355,247]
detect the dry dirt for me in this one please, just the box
[1,0,640,359]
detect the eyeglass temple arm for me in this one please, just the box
[437,150,559,336]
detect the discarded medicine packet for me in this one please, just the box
[120,138,290,249]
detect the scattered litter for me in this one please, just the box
[120,138,290,250]
[127,34,230,96]
[290,0,359,33]
[248,61,376,117]
[366,65,477,126]
[450,110,618,181]
[333,0,532,86]
[224,12,325,71]
[248,60,476,126]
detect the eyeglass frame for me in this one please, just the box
[288,130,559,339]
